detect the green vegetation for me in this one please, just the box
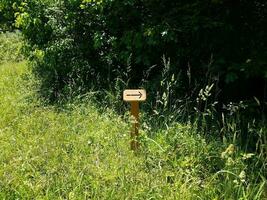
[0,31,23,64]
[0,1,267,199]
[0,33,266,199]
[9,0,267,105]
[0,0,21,31]
[0,61,266,199]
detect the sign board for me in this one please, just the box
[123,89,146,102]
[123,89,147,151]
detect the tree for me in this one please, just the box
[0,0,22,31]
[14,0,267,104]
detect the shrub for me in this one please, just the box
[13,0,267,107]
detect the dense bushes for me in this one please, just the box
[12,0,267,104]
[0,2,266,197]
[1,0,264,143]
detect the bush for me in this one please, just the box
[0,0,21,31]
[13,0,267,106]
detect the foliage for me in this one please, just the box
[0,0,22,31]
[1,2,266,198]
[0,61,266,199]
[10,0,266,104]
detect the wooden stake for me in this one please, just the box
[130,101,139,150]
[123,89,146,151]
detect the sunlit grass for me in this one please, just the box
[0,62,266,199]
[0,32,24,64]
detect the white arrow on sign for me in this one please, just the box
[123,89,146,102]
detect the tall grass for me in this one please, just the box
[0,31,24,64]
[0,61,266,199]
[0,32,266,199]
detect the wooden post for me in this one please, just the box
[130,101,139,150]
[123,89,146,151]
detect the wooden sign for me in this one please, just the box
[123,89,146,102]
[123,89,146,151]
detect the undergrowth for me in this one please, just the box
[0,32,266,199]
[0,61,266,199]
[0,31,24,64]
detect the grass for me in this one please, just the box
[0,61,266,199]
[0,32,266,200]
[0,31,24,64]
